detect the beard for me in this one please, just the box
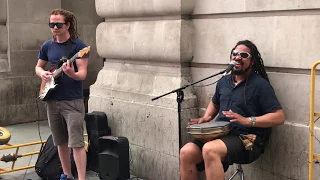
[232,65,252,75]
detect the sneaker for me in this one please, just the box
[60,174,74,180]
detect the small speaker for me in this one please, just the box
[85,111,111,172]
[98,136,130,180]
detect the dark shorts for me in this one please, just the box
[193,135,264,172]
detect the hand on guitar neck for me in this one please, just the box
[62,60,75,79]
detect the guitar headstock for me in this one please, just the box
[78,46,90,58]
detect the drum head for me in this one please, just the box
[187,121,230,129]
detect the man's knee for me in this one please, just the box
[180,143,201,163]
[202,140,227,161]
[72,146,86,153]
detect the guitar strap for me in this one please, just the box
[58,39,72,81]
[62,39,72,60]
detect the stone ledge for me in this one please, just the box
[193,0,320,14]
[192,15,320,69]
[95,0,194,18]
[96,20,193,62]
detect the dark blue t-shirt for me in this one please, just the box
[212,73,282,140]
[38,38,89,100]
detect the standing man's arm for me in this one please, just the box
[62,58,88,81]
[35,59,51,82]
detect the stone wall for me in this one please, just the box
[0,0,102,125]
[1,0,320,179]
[192,1,320,180]
[90,0,196,179]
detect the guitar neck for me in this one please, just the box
[53,53,78,78]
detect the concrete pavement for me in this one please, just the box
[0,121,142,180]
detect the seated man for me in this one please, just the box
[180,40,285,180]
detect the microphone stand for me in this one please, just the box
[151,69,226,153]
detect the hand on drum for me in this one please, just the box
[188,117,207,125]
[222,109,252,127]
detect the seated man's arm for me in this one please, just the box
[224,77,285,128]
[251,79,285,128]
[252,109,285,127]
[224,108,284,128]
[202,101,219,122]
[189,101,219,125]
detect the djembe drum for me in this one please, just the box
[187,121,230,142]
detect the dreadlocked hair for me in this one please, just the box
[49,8,80,40]
[230,40,269,82]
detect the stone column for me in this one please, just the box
[90,0,196,179]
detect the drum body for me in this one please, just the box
[187,121,230,142]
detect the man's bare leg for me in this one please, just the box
[58,143,72,178]
[180,143,204,180]
[202,140,228,180]
[73,147,87,180]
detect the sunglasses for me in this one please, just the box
[231,50,252,58]
[48,22,66,29]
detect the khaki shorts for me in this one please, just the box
[45,99,85,148]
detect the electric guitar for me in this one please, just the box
[38,46,90,101]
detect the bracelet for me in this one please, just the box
[249,116,256,127]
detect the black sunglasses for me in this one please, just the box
[48,22,66,29]
[231,50,252,58]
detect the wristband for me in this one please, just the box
[249,116,256,127]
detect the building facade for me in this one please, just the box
[1,0,320,179]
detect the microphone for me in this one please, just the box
[222,61,237,76]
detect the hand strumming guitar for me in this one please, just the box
[40,71,52,82]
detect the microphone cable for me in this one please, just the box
[35,88,50,180]
[22,89,43,180]
[35,95,43,147]
[35,88,44,147]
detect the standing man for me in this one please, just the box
[180,40,285,180]
[35,8,88,180]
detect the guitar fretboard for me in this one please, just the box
[53,53,79,78]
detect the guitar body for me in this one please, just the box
[39,75,58,101]
[38,60,65,101]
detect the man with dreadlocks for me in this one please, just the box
[180,40,285,180]
[35,8,88,180]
